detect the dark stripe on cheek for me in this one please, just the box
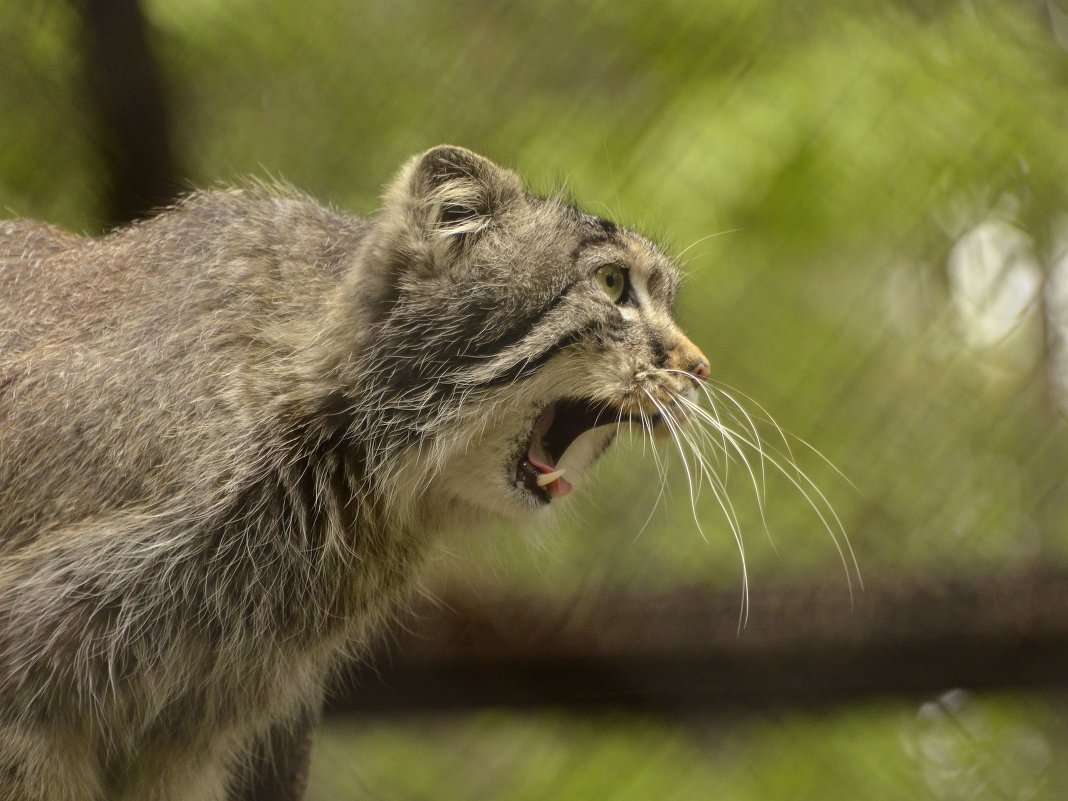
[456,282,576,361]
[374,284,580,403]
[479,319,603,389]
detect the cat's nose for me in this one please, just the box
[666,331,709,382]
[689,356,710,381]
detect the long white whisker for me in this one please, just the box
[695,400,859,596]
[638,367,860,620]
[632,406,671,541]
[706,378,798,481]
[643,390,702,537]
[707,378,853,492]
[644,387,750,628]
[673,393,775,552]
[639,405,671,500]
[690,379,770,501]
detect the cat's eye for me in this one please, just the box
[595,264,627,303]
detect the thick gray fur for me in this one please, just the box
[0,147,705,799]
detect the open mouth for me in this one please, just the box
[516,398,659,504]
[517,399,612,503]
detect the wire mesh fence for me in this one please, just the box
[4,0,1068,798]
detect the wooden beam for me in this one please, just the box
[331,569,1068,714]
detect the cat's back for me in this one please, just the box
[0,219,90,348]
[1,188,367,344]
[0,217,86,263]
[0,188,370,544]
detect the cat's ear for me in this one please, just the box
[389,145,523,242]
[352,146,523,322]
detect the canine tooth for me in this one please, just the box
[536,470,565,487]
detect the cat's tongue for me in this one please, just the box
[529,406,573,499]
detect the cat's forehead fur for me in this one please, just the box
[393,146,681,313]
[558,203,680,305]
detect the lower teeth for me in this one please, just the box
[536,469,565,487]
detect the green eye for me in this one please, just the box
[595,264,627,303]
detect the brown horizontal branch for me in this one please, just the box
[330,568,1068,715]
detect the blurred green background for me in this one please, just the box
[5,0,1068,797]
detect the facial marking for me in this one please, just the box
[437,199,700,518]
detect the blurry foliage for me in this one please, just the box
[0,2,100,227]
[309,693,1068,801]
[5,0,1068,798]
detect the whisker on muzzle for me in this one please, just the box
[641,386,752,629]
[632,371,860,624]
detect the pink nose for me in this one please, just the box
[690,357,710,381]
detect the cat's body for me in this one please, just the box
[0,147,707,800]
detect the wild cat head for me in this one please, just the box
[354,145,709,518]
